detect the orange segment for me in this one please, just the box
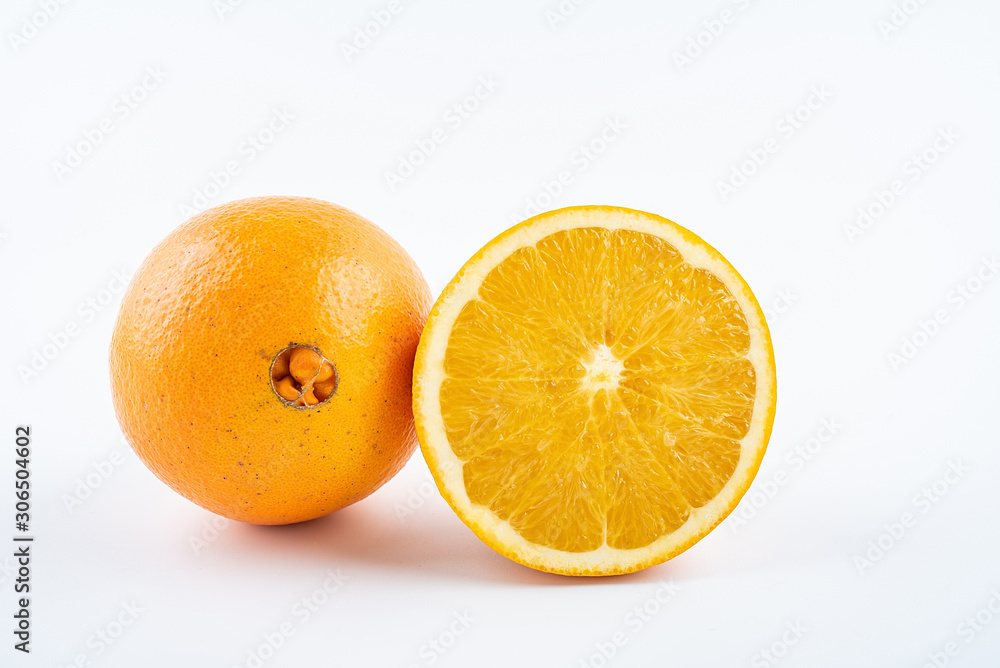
[413,206,776,575]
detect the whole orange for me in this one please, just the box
[109,196,431,524]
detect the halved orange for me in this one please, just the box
[413,206,776,575]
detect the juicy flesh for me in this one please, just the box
[440,228,756,552]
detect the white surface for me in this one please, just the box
[2,1,999,666]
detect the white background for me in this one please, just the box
[2,0,999,666]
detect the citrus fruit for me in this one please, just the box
[413,205,776,575]
[110,196,431,525]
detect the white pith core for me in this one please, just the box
[582,344,624,392]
